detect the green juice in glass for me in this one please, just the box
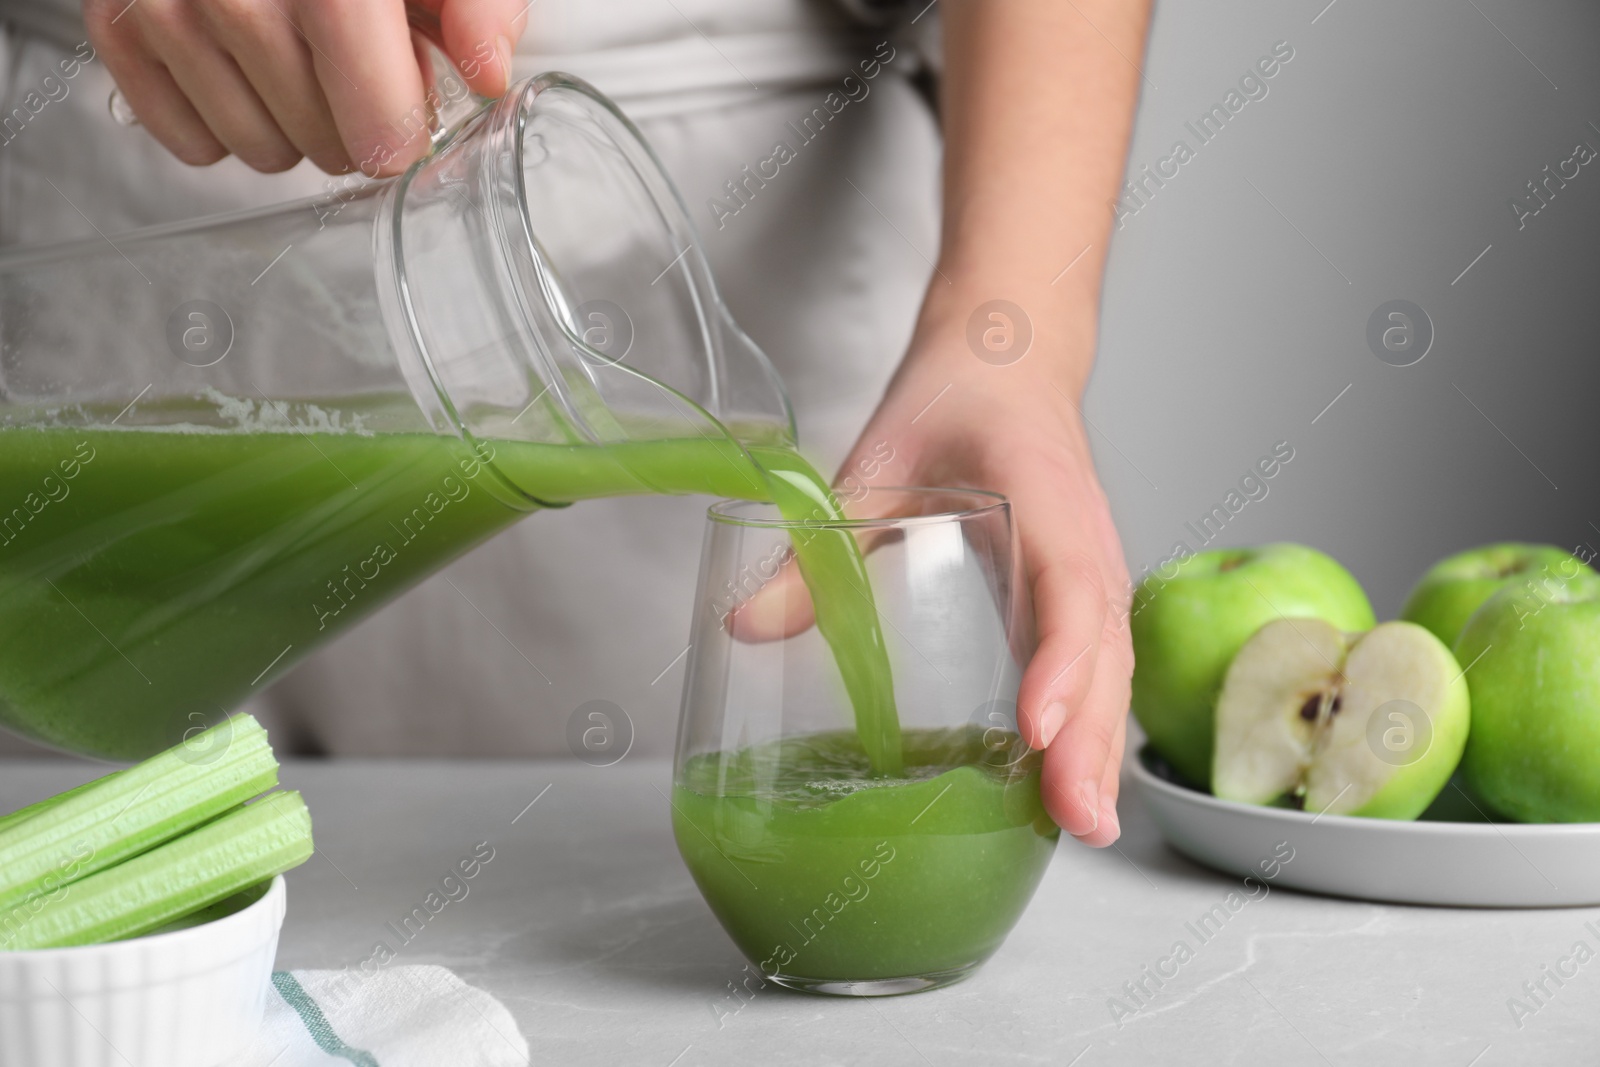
[672,729,1058,989]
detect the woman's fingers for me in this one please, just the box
[86,1,227,165]
[92,0,425,174]
[996,444,1133,843]
[725,550,813,643]
[1016,543,1106,751]
[202,0,351,172]
[1041,623,1132,843]
[725,461,921,644]
[1096,701,1129,837]
[438,0,530,96]
[88,0,533,177]
[145,6,301,172]
[295,0,431,176]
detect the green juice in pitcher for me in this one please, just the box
[0,423,897,765]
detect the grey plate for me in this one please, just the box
[1131,745,1600,908]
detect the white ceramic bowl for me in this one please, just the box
[0,876,285,1067]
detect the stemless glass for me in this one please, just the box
[671,489,1060,996]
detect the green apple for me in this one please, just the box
[1401,543,1592,648]
[1130,544,1375,787]
[1458,568,1600,822]
[1213,618,1470,819]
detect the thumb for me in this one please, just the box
[725,438,910,643]
[438,0,528,97]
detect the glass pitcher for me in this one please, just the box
[0,72,794,760]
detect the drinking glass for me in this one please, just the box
[671,488,1059,996]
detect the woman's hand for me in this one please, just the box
[726,282,1134,844]
[84,0,528,175]
[838,287,1134,847]
[865,0,1150,843]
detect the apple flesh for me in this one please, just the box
[1400,542,1590,649]
[1458,569,1600,822]
[1213,618,1470,818]
[1130,544,1375,787]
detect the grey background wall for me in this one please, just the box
[1093,0,1600,619]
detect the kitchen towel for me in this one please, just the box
[234,966,529,1067]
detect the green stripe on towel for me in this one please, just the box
[272,971,381,1067]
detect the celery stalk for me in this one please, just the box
[143,879,275,935]
[0,715,278,915]
[0,790,313,950]
[0,770,121,836]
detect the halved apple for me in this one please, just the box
[1213,618,1470,819]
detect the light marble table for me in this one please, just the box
[2,758,1593,1065]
